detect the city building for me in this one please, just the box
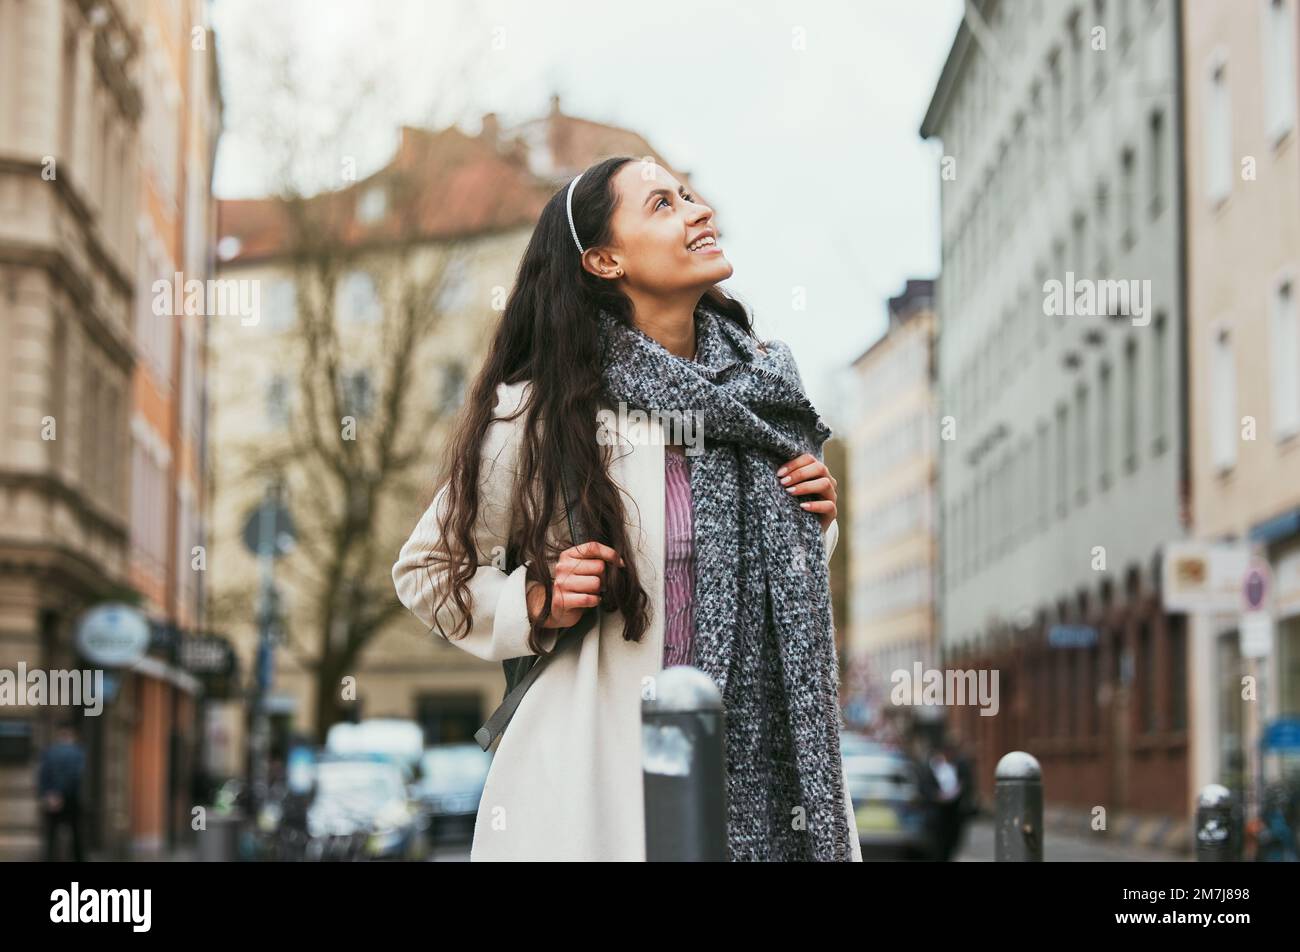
[842,279,938,734]
[0,0,220,859]
[1181,0,1300,809]
[920,0,1191,832]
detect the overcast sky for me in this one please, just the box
[212,0,964,432]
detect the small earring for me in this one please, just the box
[616,268,623,276]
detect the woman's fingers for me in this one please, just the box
[555,590,601,611]
[785,475,833,497]
[567,541,622,565]
[558,573,603,594]
[776,453,814,478]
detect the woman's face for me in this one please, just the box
[597,162,733,291]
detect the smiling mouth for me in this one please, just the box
[687,236,723,254]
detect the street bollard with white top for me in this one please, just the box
[994,751,1043,861]
[1194,784,1242,861]
[642,665,728,862]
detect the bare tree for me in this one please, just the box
[214,5,510,741]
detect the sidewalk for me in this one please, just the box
[1041,804,1192,857]
[956,814,1190,861]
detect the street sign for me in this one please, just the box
[1241,611,1273,659]
[1242,558,1271,613]
[1048,624,1097,648]
[75,603,149,667]
[1162,541,1250,613]
[241,498,296,559]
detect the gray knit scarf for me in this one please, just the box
[596,300,855,862]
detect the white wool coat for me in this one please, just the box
[392,380,861,861]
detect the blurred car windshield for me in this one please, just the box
[845,753,920,800]
[316,760,405,803]
[420,746,491,792]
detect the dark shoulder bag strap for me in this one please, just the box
[473,456,600,751]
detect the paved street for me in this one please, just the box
[953,818,1188,862]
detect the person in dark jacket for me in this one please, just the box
[38,719,86,862]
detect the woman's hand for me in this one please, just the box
[777,453,838,532]
[526,541,623,629]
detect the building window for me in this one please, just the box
[1148,110,1165,218]
[1072,211,1087,273]
[266,278,297,331]
[435,256,475,314]
[1038,421,1050,527]
[340,369,375,419]
[1076,385,1089,504]
[266,374,291,428]
[1139,620,1155,733]
[1056,403,1068,517]
[1124,337,1138,472]
[1153,312,1168,453]
[440,360,466,412]
[1069,12,1084,125]
[357,184,388,224]
[1092,182,1108,274]
[1206,53,1233,205]
[337,270,380,324]
[1271,276,1300,439]
[60,31,77,163]
[1099,362,1112,489]
[1262,0,1297,144]
[1093,0,1107,94]
[1169,614,1187,731]
[1049,48,1064,146]
[1211,326,1238,472]
[1120,147,1136,249]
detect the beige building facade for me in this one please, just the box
[0,0,220,859]
[1183,0,1300,807]
[843,280,937,732]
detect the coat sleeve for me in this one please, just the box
[392,398,560,662]
[822,518,839,564]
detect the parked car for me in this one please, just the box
[325,719,424,783]
[843,745,936,860]
[841,730,895,758]
[307,754,424,861]
[416,744,492,845]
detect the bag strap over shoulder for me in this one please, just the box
[473,454,600,751]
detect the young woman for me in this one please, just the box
[392,156,861,862]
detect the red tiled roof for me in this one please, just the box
[218,102,705,264]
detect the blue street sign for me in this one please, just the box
[1048,624,1098,648]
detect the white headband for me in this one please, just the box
[565,172,585,255]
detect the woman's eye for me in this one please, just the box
[657,193,695,210]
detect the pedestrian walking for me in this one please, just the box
[393,156,860,861]
[37,718,86,862]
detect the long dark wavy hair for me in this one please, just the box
[428,155,763,654]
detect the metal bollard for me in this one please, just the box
[197,811,243,862]
[1194,784,1242,862]
[994,751,1043,861]
[642,665,728,861]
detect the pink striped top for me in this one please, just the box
[663,449,695,668]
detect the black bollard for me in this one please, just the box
[1194,784,1242,861]
[642,665,728,861]
[994,751,1043,861]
